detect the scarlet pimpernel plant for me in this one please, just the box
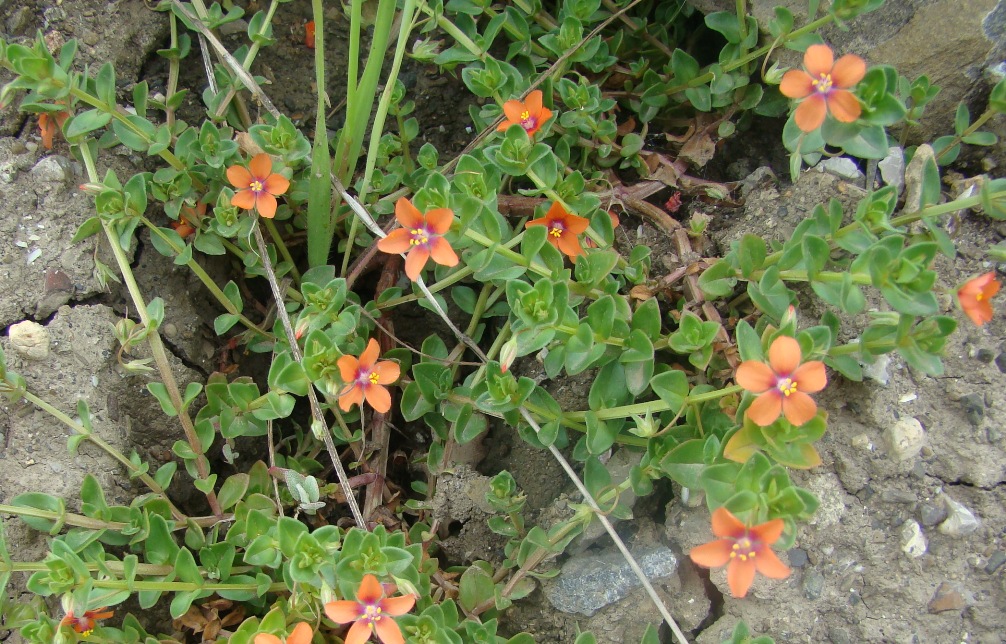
[689,507,791,598]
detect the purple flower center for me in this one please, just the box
[811,73,834,95]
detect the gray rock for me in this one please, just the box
[903,144,936,214]
[937,495,980,536]
[959,393,985,426]
[30,155,73,184]
[927,581,966,613]
[900,520,927,558]
[884,417,926,461]
[803,569,825,600]
[817,157,864,182]
[878,146,906,194]
[788,547,809,568]
[545,547,678,616]
[985,550,1006,574]
[918,501,948,527]
[974,348,995,364]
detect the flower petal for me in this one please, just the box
[378,229,414,255]
[428,236,459,268]
[689,539,733,568]
[746,391,783,427]
[404,246,431,281]
[557,231,585,258]
[794,93,827,132]
[735,361,776,393]
[768,336,802,375]
[338,385,364,412]
[425,208,454,234]
[263,173,290,196]
[501,100,525,127]
[526,90,544,115]
[781,390,818,426]
[963,299,994,326]
[564,213,591,234]
[803,44,834,77]
[249,154,273,180]
[792,361,827,393]
[253,634,283,644]
[365,384,392,413]
[256,192,279,219]
[359,339,381,369]
[380,594,417,616]
[754,547,791,579]
[373,360,401,385]
[325,600,363,624]
[826,89,861,123]
[226,165,253,189]
[395,197,424,229]
[726,557,757,598]
[338,355,360,383]
[538,106,554,127]
[288,622,314,644]
[231,188,257,210]
[711,507,746,538]
[345,620,373,644]
[373,616,405,644]
[752,517,785,545]
[983,275,1001,299]
[831,54,866,88]
[525,216,549,229]
[779,70,815,99]
[357,574,385,604]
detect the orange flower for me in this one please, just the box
[780,44,866,132]
[735,336,827,427]
[172,201,207,238]
[38,110,70,149]
[957,271,1000,326]
[305,21,316,49]
[59,607,114,636]
[337,339,401,413]
[689,507,791,598]
[525,202,590,258]
[376,197,458,281]
[497,90,553,136]
[226,153,290,219]
[255,622,313,644]
[324,574,416,644]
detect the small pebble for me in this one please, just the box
[927,581,965,613]
[8,320,51,360]
[30,156,72,184]
[882,489,917,503]
[884,417,926,461]
[985,551,1006,574]
[937,495,980,536]
[788,548,809,568]
[878,146,906,194]
[817,157,864,181]
[802,569,825,600]
[974,348,995,364]
[918,502,947,527]
[994,352,1006,374]
[900,520,927,558]
[959,393,985,426]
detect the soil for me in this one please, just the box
[1,1,1005,643]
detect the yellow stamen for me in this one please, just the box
[549,226,563,238]
[811,73,833,93]
[409,228,429,246]
[368,373,380,384]
[976,293,984,301]
[520,110,530,120]
[777,378,798,396]
[250,180,264,192]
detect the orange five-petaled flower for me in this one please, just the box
[226,153,290,219]
[735,336,827,427]
[60,607,114,636]
[957,271,1001,326]
[526,202,590,258]
[337,339,401,413]
[324,574,417,644]
[255,622,313,644]
[377,197,459,281]
[690,507,791,598]
[780,44,866,132]
[497,89,553,136]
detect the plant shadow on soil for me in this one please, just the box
[1,0,1005,642]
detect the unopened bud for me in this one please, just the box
[499,338,518,373]
[78,182,105,194]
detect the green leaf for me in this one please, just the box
[650,370,689,414]
[147,382,177,416]
[64,109,111,139]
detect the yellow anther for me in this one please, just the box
[811,73,833,93]
[977,293,984,301]
[250,180,264,192]
[777,378,798,396]
[738,554,747,561]
[520,110,530,120]
[369,373,380,384]
[549,226,563,238]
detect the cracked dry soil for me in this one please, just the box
[1,1,1005,643]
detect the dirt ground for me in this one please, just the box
[1,1,1004,643]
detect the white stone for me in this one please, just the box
[8,320,50,360]
[938,495,980,536]
[900,520,927,558]
[878,146,906,194]
[884,417,926,461]
[862,354,891,386]
[817,156,864,182]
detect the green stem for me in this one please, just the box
[262,217,301,285]
[934,108,997,161]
